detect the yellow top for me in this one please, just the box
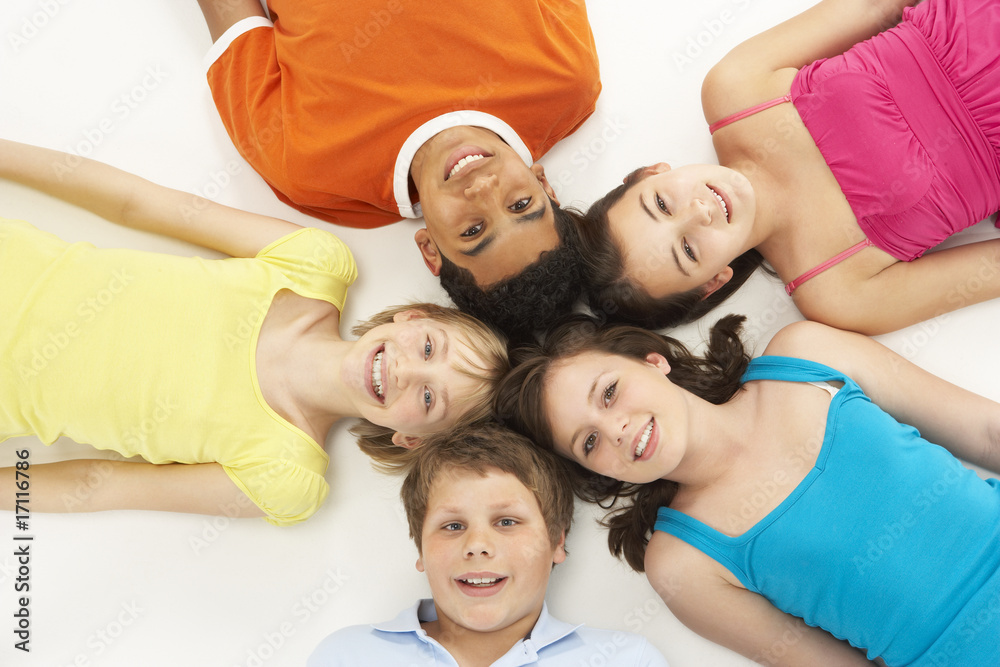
[0,220,357,525]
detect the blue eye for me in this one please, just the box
[498,518,517,527]
[424,388,432,410]
[424,338,433,359]
[444,522,464,531]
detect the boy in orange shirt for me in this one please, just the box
[197,0,602,339]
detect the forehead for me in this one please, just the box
[425,467,541,517]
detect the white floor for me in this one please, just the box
[2,1,998,665]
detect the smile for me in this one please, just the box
[448,154,485,180]
[635,420,653,459]
[371,347,385,401]
[708,186,730,222]
[460,576,504,587]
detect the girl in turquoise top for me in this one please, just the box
[0,139,509,526]
[497,316,1000,665]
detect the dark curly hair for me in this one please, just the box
[578,168,770,330]
[439,199,585,344]
[495,313,751,572]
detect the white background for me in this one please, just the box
[2,1,998,665]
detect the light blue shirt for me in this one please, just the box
[307,599,670,666]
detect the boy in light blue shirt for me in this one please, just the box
[308,423,669,666]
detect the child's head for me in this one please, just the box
[495,314,750,571]
[349,303,510,472]
[400,422,574,637]
[579,164,767,330]
[437,201,586,344]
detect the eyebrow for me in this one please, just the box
[438,329,451,415]
[459,200,549,258]
[639,194,690,277]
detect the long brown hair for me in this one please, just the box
[495,313,751,572]
[578,168,770,330]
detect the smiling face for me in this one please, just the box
[411,126,561,287]
[342,310,490,442]
[608,163,756,300]
[542,349,689,485]
[417,467,565,640]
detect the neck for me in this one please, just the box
[669,385,760,492]
[423,605,540,667]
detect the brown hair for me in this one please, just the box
[495,313,750,572]
[578,168,769,330]
[348,303,510,472]
[400,421,575,553]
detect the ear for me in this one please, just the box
[648,162,671,175]
[700,266,734,300]
[414,228,443,276]
[391,308,426,324]
[552,530,567,565]
[645,352,671,375]
[415,555,425,573]
[530,163,560,206]
[391,432,423,449]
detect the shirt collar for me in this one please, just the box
[393,111,533,220]
[370,599,581,654]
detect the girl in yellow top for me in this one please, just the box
[0,139,508,526]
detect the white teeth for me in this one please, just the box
[462,577,501,586]
[372,350,384,399]
[710,187,729,220]
[448,154,485,179]
[635,422,653,459]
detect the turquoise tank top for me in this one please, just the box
[654,356,1000,666]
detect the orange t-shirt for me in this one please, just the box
[206,0,601,228]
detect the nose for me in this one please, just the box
[604,410,628,447]
[393,353,419,390]
[689,197,713,226]
[463,525,494,558]
[463,172,499,201]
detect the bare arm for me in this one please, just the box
[703,0,914,122]
[766,321,1000,474]
[0,459,264,518]
[0,138,302,258]
[646,534,874,666]
[795,238,1000,336]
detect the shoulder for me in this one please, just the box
[307,622,412,667]
[541,624,670,667]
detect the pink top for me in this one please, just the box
[708,0,1000,296]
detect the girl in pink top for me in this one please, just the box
[579,0,1000,334]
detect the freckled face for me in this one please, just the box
[411,126,560,287]
[608,163,755,298]
[417,468,565,637]
[542,350,689,484]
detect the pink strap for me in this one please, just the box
[785,239,874,296]
[709,95,792,134]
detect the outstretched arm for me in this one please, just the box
[704,0,915,122]
[0,459,264,518]
[795,238,1000,336]
[766,320,1000,474]
[0,138,302,258]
